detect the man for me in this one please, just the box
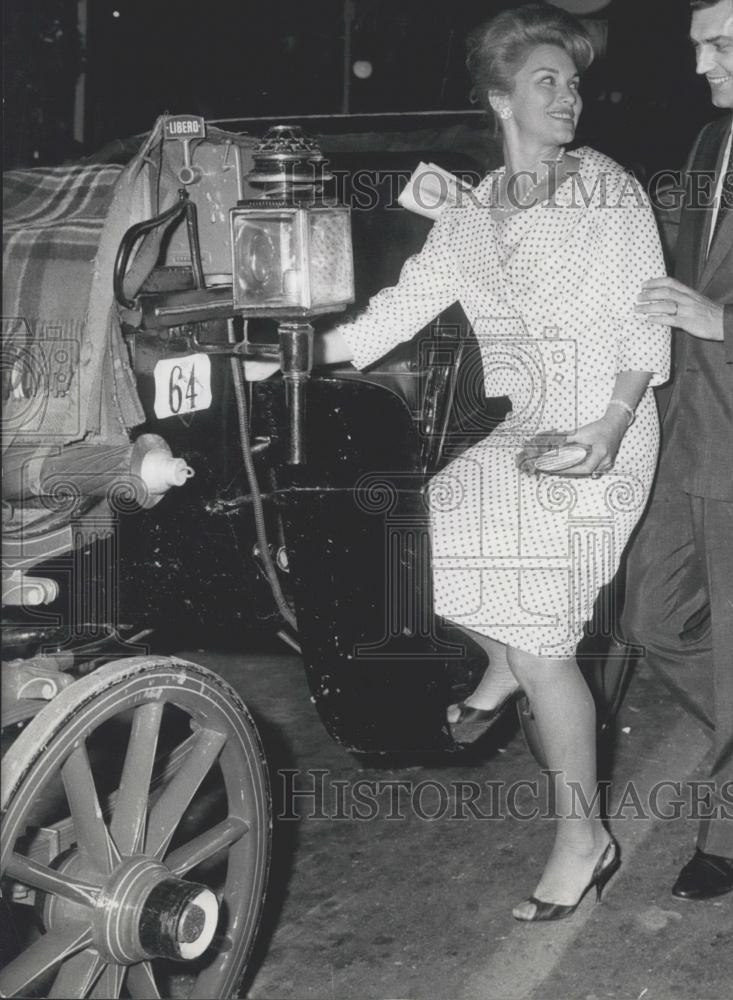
[623,0,733,900]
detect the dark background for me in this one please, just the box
[1,0,725,175]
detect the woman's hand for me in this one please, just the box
[314,328,355,366]
[242,359,281,382]
[564,410,629,477]
[241,327,356,381]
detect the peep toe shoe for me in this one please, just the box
[512,836,621,923]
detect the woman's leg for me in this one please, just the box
[506,646,611,911]
[447,630,520,723]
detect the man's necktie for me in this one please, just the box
[709,139,733,253]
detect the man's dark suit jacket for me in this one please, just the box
[661,113,733,502]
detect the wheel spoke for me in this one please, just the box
[145,728,227,859]
[26,734,198,864]
[89,963,125,999]
[0,925,92,997]
[165,816,249,875]
[62,744,120,874]
[193,945,235,999]
[6,853,101,907]
[110,701,165,856]
[126,961,161,999]
[48,948,105,999]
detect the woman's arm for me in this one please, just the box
[608,180,672,388]
[244,212,459,379]
[331,209,459,370]
[563,171,671,476]
[243,201,462,381]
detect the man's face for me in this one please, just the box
[691,0,733,108]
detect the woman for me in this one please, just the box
[318,3,670,921]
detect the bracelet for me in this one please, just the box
[606,398,636,427]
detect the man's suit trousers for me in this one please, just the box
[622,485,733,857]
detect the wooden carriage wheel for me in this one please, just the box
[0,656,271,999]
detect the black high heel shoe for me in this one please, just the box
[512,836,621,922]
[447,689,521,744]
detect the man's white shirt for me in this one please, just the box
[706,120,733,257]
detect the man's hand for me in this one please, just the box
[635,276,725,341]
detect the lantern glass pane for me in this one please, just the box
[307,209,354,307]
[231,211,305,308]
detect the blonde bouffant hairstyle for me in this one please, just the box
[466,3,595,129]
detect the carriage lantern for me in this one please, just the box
[230,126,355,463]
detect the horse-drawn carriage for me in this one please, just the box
[2,112,624,996]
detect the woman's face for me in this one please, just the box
[498,44,582,147]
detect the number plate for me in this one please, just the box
[153,354,212,419]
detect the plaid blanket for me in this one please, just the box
[3,164,123,306]
[3,165,123,420]
[3,159,147,450]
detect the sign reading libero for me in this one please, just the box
[164,116,206,140]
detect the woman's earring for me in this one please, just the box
[499,106,513,121]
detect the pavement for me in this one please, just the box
[179,646,732,1000]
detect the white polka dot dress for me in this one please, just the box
[338,148,671,658]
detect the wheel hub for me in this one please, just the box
[45,854,219,965]
[134,867,219,962]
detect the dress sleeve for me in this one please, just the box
[335,210,459,370]
[599,175,672,386]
